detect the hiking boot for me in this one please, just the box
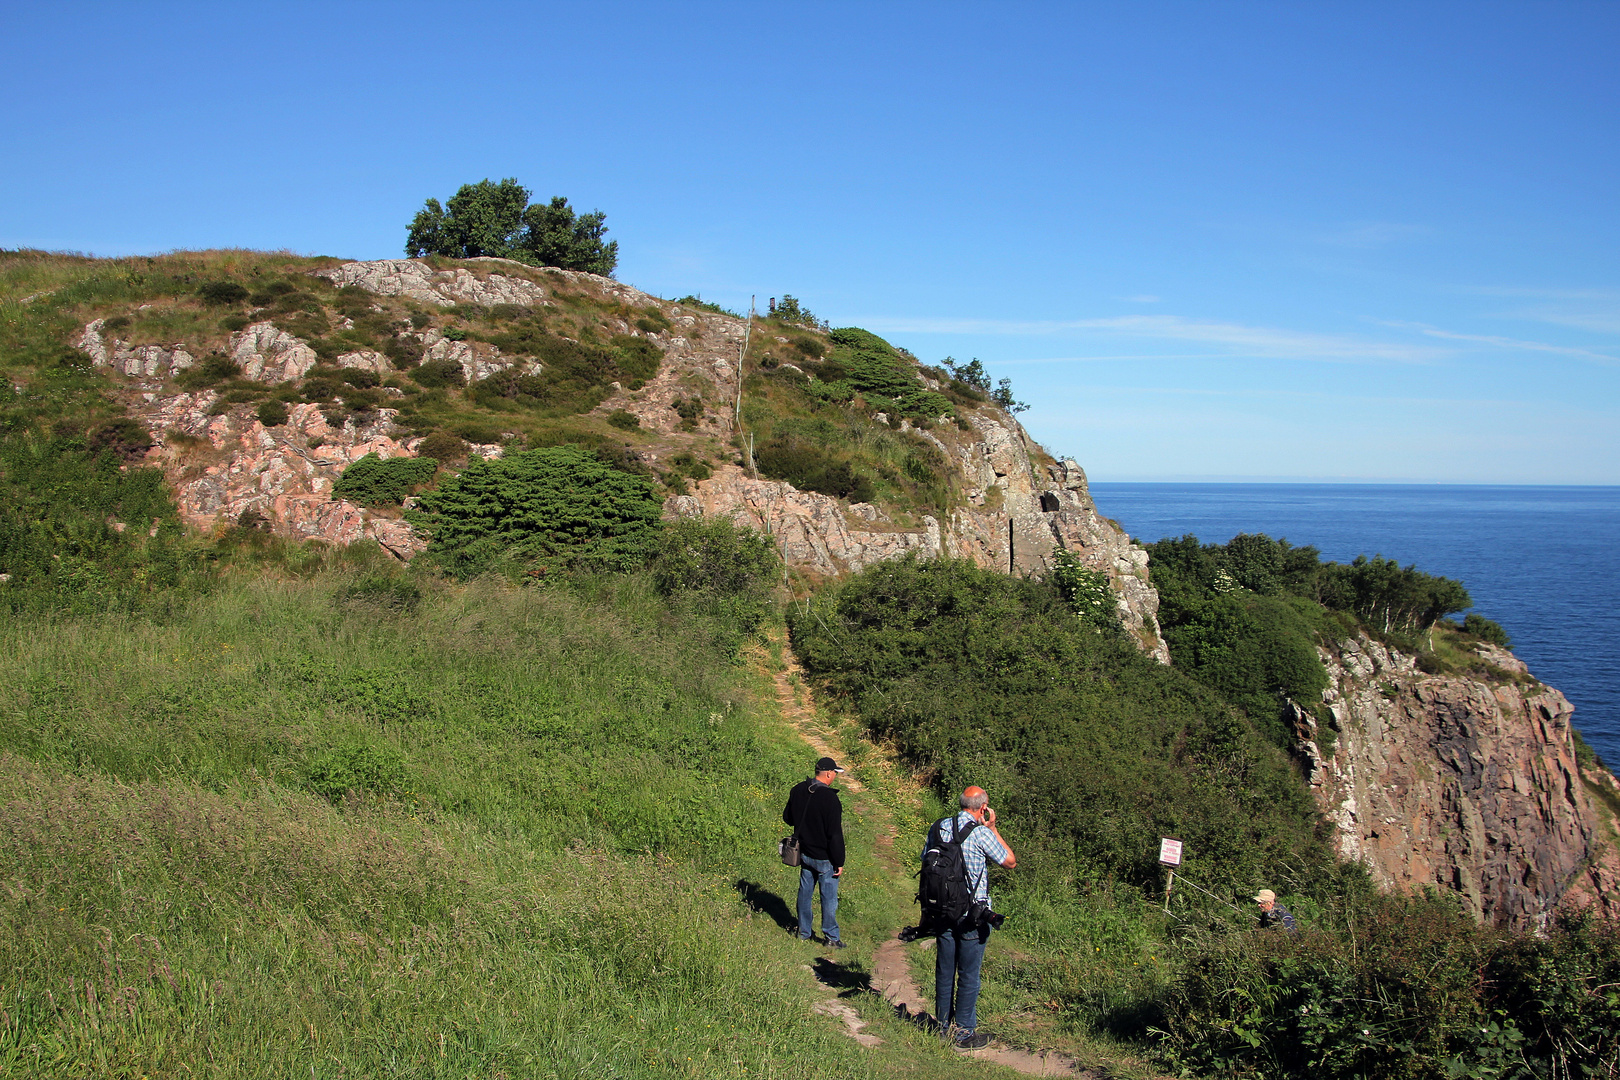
[953,1031,992,1050]
[825,938,848,949]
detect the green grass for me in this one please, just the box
[0,572,1009,1078]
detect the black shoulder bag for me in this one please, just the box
[779,785,813,867]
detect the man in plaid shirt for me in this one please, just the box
[926,785,1017,1050]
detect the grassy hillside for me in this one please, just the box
[0,567,998,1078]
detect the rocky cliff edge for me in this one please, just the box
[1295,633,1620,929]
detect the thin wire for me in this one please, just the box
[1166,870,1245,914]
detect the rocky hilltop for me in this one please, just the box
[1293,634,1620,929]
[83,257,1168,658]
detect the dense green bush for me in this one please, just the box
[652,516,781,652]
[809,327,957,421]
[256,398,289,427]
[790,556,1322,890]
[1051,549,1117,628]
[0,434,204,614]
[1157,903,1620,1079]
[407,445,662,578]
[755,434,874,502]
[197,280,249,306]
[1147,533,1476,750]
[331,453,438,506]
[1460,612,1512,648]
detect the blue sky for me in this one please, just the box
[5,1,1617,482]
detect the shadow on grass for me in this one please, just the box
[811,955,873,999]
[734,878,797,933]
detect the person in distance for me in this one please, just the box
[1254,888,1298,932]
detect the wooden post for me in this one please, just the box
[734,295,754,427]
[1164,869,1175,913]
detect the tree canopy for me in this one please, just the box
[404,178,619,276]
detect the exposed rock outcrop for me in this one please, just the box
[78,319,196,378]
[229,322,319,383]
[137,391,424,558]
[666,417,1166,661]
[1302,633,1618,929]
[315,258,549,308]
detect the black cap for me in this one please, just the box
[816,756,844,774]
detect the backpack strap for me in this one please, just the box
[941,815,986,896]
[791,781,816,839]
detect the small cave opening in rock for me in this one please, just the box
[1039,492,1060,513]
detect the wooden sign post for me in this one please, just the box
[1158,837,1183,912]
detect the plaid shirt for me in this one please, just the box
[926,812,1009,904]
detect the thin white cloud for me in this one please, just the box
[862,313,1447,364]
[1453,286,1620,337]
[1380,320,1619,365]
[1308,221,1432,249]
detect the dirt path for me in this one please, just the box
[768,645,1095,1076]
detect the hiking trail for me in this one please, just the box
[766,641,1101,1077]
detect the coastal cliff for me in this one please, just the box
[1296,633,1620,928]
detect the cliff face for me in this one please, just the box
[666,435,1167,661]
[1298,634,1619,929]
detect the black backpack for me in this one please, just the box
[917,816,981,931]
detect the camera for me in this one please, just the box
[968,901,1007,930]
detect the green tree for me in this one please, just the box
[404,178,619,276]
[406,446,660,578]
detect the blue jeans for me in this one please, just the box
[936,923,991,1034]
[796,855,839,942]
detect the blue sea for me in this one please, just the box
[1088,484,1620,768]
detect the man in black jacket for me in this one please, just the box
[783,757,847,947]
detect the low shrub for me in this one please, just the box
[331,453,438,506]
[607,409,640,430]
[175,353,242,390]
[755,435,873,502]
[415,430,467,462]
[409,357,466,388]
[86,417,153,463]
[256,399,289,427]
[197,280,249,306]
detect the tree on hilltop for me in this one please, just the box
[404,178,619,276]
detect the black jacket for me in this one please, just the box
[783,778,845,867]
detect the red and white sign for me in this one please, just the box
[1158,838,1183,866]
